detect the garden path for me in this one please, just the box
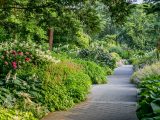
[42,65,138,120]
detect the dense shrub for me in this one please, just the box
[52,52,109,84]
[131,62,160,119]
[0,107,37,120]
[0,42,91,119]
[78,48,116,69]
[137,79,160,120]
[109,46,129,59]
[0,61,91,119]
[103,66,113,75]
[129,50,158,70]
[76,31,91,48]
[131,62,160,83]
[110,52,121,62]
[40,61,91,110]
[0,27,7,42]
[74,60,107,84]
[0,41,60,66]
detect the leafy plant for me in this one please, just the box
[132,62,160,119]
[78,48,116,69]
[137,79,160,119]
[131,62,160,83]
[40,61,91,110]
[0,107,37,120]
[0,50,32,74]
[74,59,107,84]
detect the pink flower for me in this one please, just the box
[18,52,23,56]
[12,61,17,69]
[4,61,8,65]
[25,58,30,62]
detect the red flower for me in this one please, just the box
[4,61,8,65]
[12,61,17,69]
[18,51,23,56]
[25,58,30,62]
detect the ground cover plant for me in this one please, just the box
[129,50,158,71]
[0,107,37,120]
[0,41,91,119]
[74,59,107,84]
[78,48,116,70]
[51,51,109,84]
[131,62,160,120]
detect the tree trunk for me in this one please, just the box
[48,28,54,51]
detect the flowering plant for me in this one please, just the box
[0,41,60,64]
[0,50,32,72]
[0,41,60,76]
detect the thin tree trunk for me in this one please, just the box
[48,28,54,51]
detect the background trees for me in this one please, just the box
[0,0,131,46]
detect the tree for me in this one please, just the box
[117,5,158,50]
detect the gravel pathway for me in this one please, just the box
[42,65,138,120]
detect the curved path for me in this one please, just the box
[42,65,138,120]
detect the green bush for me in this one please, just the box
[78,48,116,69]
[0,60,91,119]
[109,46,129,59]
[129,50,158,70]
[110,52,122,62]
[131,62,160,83]
[0,27,7,42]
[131,62,160,119]
[104,66,113,75]
[74,60,107,84]
[0,42,91,119]
[76,31,91,48]
[40,61,91,111]
[0,107,37,120]
[137,79,160,120]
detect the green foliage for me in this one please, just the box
[103,66,113,75]
[132,62,160,119]
[0,41,60,66]
[0,27,7,42]
[137,79,160,119]
[0,60,91,119]
[110,52,122,62]
[76,31,91,48]
[0,49,32,74]
[78,48,116,69]
[74,59,107,84]
[40,61,91,109]
[109,46,129,59]
[131,62,160,83]
[129,50,158,70]
[0,42,92,119]
[0,107,37,120]
[117,5,159,51]
[0,66,48,118]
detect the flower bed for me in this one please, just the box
[0,41,91,119]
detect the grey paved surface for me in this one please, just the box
[42,65,138,120]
